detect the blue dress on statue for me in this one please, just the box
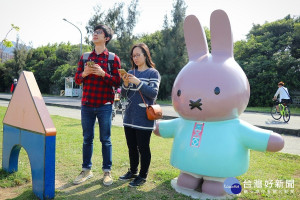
[158,117,271,177]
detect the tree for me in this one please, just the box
[51,64,77,92]
[24,43,85,94]
[12,36,28,77]
[155,0,187,99]
[234,16,300,106]
[291,20,300,59]
[85,0,139,70]
[0,24,20,62]
[0,60,15,92]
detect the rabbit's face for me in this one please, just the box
[175,11,250,121]
[172,55,250,121]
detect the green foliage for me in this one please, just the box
[22,43,88,94]
[85,0,139,70]
[235,16,300,106]
[0,41,91,93]
[1,24,20,65]
[13,37,29,77]
[141,0,187,100]
[26,45,58,93]
[51,64,77,90]
[2,39,13,48]
[0,24,20,49]
[0,59,17,92]
[291,22,300,58]
[11,24,20,32]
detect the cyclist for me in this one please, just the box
[272,81,291,112]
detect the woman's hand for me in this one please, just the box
[128,74,141,86]
[121,74,130,87]
[121,74,140,86]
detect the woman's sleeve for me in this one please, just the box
[139,69,161,100]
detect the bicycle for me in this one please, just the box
[271,100,290,123]
[112,88,126,120]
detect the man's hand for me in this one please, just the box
[92,64,105,77]
[82,64,94,78]
[83,63,105,78]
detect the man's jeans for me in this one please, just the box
[81,104,112,171]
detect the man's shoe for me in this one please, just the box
[119,170,138,181]
[129,176,146,187]
[103,171,113,186]
[73,170,93,185]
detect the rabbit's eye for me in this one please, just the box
[214,87,220,95]
[177,90,181,97]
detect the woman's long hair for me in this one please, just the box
[130,43,156,70]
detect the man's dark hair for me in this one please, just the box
[94,24,113,45]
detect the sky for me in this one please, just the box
[1,0,299,48]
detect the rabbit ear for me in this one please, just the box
[184,15,208,61]
[210,10,233,57]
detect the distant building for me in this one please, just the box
[0,49,14,62]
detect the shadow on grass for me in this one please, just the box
[5,190,39,200]
[62,123,82,127]
[0,169,30,188]
[0,169,13,179]
[53,171,196,200]
[1,169,217,200]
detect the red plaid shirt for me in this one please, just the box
[75,49,121,107]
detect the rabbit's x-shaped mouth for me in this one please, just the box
[189,99,202,110]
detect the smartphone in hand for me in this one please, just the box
[86,61,95,67]
[118,69,127,76]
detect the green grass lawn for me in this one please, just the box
[0,106,299,200]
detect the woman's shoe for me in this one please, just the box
[119,170,138,181]
[129,176,146,187]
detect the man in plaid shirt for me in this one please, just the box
[73,24,121,186]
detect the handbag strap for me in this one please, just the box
[133,69,148,108]
[138,90,148,108]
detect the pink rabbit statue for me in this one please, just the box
[154,9,284,198]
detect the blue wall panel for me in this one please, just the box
[44,136,56,199]
[2,125,56,200]
[21,130,45,199]
[2,125,21,172]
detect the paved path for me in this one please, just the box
[0,93,299,156]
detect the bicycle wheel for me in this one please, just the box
[283,106,290,123]
[271,105,281,120]
[120,98,127,119]
[112,108,116,120]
